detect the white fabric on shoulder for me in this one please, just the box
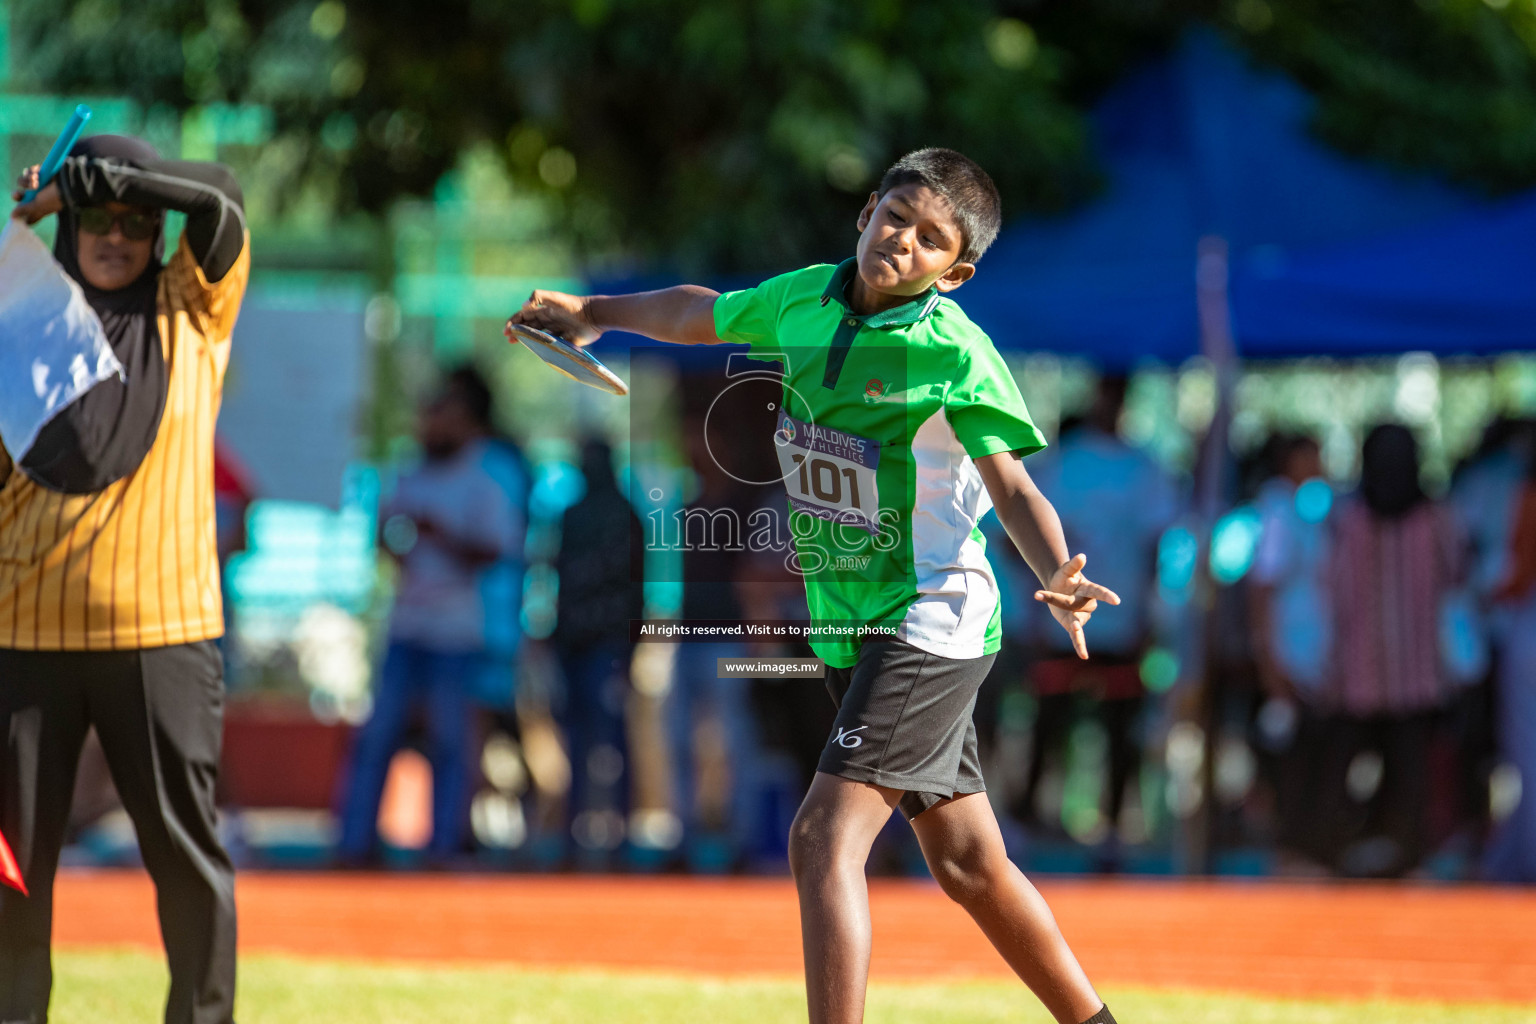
[0,219,121,460]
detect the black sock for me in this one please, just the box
[1077,1005,1117,1024]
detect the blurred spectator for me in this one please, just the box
[1015,377,1180,864]
[1486,447,1536,882]
[212,436,257,665]
[1451,419,1533,607]
[213,437,257,569]
[475,434,531,711]
[665,422,764,869]
[339,367,519,866]
[968,511,1040,867]
[1316,424,1463,877]
[1247,434,1333,870]
[736,483,835,866]
[552,439,645,867]
[1442,420,1530,869]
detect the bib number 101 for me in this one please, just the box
[773,413,880,534]
[790,454,864,510]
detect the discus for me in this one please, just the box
[508,322,629,396]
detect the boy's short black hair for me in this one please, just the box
[877,148,1002,263]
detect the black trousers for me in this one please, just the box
[0,642,236,1024]
[1312,711,1436,876]
[1020,692,1143,831]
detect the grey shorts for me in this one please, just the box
[818,639,997,820]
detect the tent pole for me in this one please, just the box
[1178,236,1239,875]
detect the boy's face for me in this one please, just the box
[854,183,974,301]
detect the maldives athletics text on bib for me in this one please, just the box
[773,413,881,535]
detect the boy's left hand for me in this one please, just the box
[1034,553,1120,660]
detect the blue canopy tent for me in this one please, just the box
[1232,190,1536,357]
[959,30,1518,364]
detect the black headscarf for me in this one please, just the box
[21,135,169,494]
[1360,424,1425,520]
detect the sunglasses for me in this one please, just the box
[77,207,160,241]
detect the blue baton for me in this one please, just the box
[22,104,92,203]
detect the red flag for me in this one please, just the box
[0,827,25,896]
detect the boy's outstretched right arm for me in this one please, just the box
[505,286,725,349]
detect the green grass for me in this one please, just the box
[50,949,1536,1024]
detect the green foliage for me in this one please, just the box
[13,0,1536,271]
[500,1,1098,272]
[14,0,1096,272]
[1230,0,1536,193]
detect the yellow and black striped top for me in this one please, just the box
[0,234,251,651]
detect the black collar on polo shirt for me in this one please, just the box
[816,258,942,390]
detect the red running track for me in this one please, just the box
[52,871,1536,1003]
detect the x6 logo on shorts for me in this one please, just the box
[834,726,869,749]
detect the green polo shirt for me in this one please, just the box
[713,259,1046,667]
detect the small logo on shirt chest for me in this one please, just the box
[862,379,897,404]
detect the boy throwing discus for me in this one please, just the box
[508,148,1120,1024]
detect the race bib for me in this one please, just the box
[774,413,880,535]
